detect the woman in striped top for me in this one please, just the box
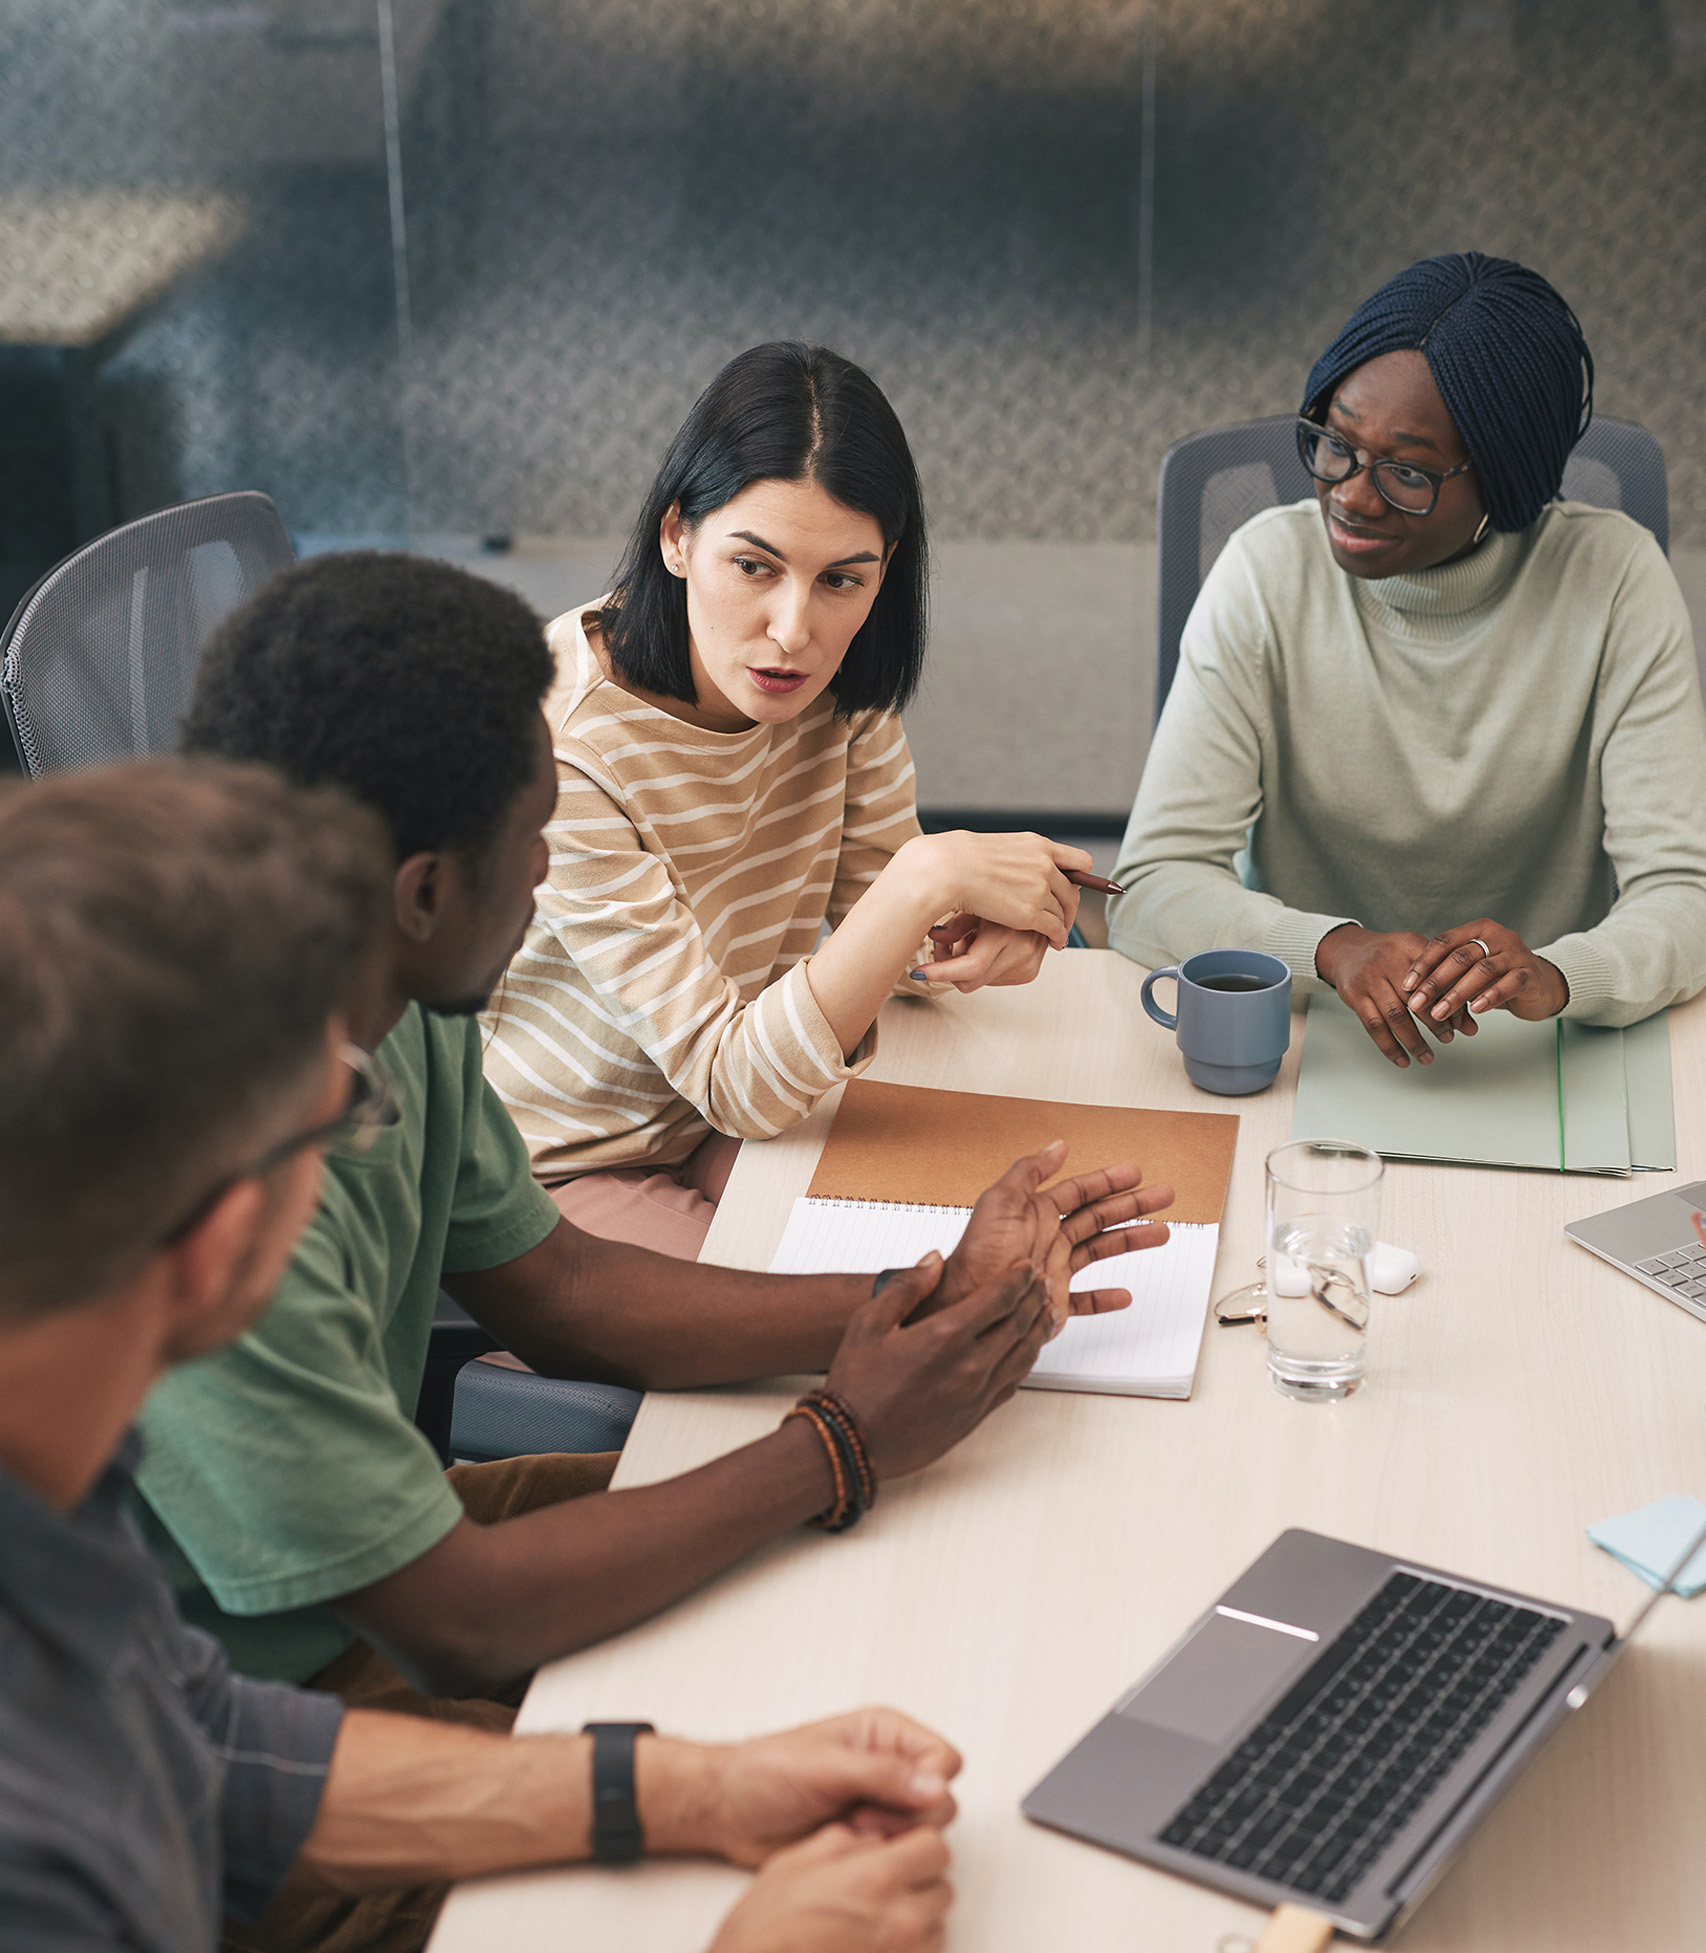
[482,343,1094,1256]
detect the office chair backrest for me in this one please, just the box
[1558,418,1669,556]
[1,492,294,776]
[1154,418,1310,726]
[1153,415,1670,723]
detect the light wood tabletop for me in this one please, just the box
[431,951,1706,1953]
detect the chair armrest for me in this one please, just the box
[450,1362,643,1463]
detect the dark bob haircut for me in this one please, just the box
[1302,252,1594,534]
[602,342,928,718]
[183,551,553,865]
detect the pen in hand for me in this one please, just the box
[909,870,1125,980]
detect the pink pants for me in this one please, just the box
[469,1133,741,1378]
[547,1130,741,1257]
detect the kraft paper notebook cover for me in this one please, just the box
[803,1078,1240,1221]
[770,1079,1240,1399]
[1291,995,1675,1176]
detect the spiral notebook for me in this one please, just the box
[768,1079,1239,1399]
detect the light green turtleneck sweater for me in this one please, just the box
[1107,499,1706,1025]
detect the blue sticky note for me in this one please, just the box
[1587,1495,1706,1597]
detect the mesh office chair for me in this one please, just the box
[1,492,295,774]
[0,493,638,1462]
[1153,415,1670,721]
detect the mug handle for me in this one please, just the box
[1141,966,1180,1030]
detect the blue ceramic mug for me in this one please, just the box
[1141,949,1292,1095]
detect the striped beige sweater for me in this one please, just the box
[481,602,931,1179]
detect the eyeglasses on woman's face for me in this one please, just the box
[1295,416,1472,519]
[157,1042,400,1247]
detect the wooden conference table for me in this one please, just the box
[432,952,1706,1952]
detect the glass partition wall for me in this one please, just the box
[6,0,1705,821]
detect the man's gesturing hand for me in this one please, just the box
[931,1142,1173,1333]
[1402,919,1569,1026]
[709,1824,953,1953]
[1315,923,1477,1069]
[822,1254,1052,1479]
[651,1710,960,1868]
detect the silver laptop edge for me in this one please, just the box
[1565,1179,1706,1324]
[1385,1506,1706,1935]
[1024,1513,1706,1940]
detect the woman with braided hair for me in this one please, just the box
[1108,252,1706,1067]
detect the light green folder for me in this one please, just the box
[1291,995,1675,1175]
[1621,1008,1677,1171]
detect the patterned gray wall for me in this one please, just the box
[5,0,1706,547]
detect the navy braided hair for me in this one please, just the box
[1301,253,1594,534]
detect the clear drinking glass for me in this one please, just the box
[1264,1139,1384,1403]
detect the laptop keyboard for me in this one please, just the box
[1635,1242,1706,1302]
[1158,1573,1566,1906]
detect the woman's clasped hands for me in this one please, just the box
[1316,919,1570,1068]
[897,829,1089,993]
[807,829,1090,1063]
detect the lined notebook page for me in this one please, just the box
[769,1197,1221,1400]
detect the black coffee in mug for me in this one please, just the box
[1196,973,1269,993]
[1140,949,1293,1094]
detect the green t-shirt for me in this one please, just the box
[129,1005,560,1683]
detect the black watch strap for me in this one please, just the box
[582,1721,655,1862]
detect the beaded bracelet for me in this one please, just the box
[802,1388,877,1511]
[787,1399,853,1530]
[786,1387,878,1533]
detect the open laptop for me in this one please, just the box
[1023,1520,1699,1940]
[1565,1179,1706,1324]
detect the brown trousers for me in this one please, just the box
[223,1449,620,1953]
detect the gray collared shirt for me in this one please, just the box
[0,1432,344,1950]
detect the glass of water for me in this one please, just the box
[1264,1139,1384,1403]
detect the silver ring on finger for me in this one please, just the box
[1466,937,1492,961]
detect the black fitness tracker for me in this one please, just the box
[582,1720,655,1862]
